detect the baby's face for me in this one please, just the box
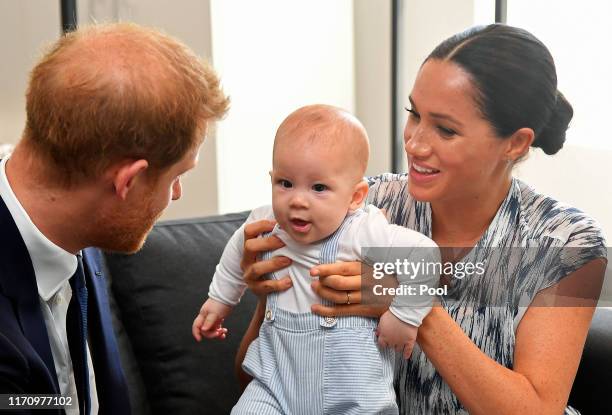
[271,141,359,244]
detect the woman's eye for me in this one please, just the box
[437,126,457,137]
[405,106,420,120]
[312,184,327,192]
[279,179,292,188]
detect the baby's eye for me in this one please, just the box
[312,184,327,192]
[279,179,293,188]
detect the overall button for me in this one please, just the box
[324,316,337,325]
[265,309,273,321]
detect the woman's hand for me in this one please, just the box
[309,261,392,318]
[240,219,293,298]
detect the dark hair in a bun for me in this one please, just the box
[427,24,572,155]
[534,91,573,155]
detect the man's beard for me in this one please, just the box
[90,193,162,254]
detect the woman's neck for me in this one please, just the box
[430,176,512,247]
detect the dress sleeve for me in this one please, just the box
[542,214,608,291]
[356,206,440,326]
[207,205,275,306]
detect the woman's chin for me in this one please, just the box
[407,181,439,203]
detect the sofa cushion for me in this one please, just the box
[104,211,255,414]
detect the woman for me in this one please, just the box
[237,24,607,414]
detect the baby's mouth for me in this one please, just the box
[289,218,311,233]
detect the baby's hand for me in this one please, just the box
[375,311,418,359]
[192,298,233,342]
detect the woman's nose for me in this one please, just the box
[404,124,432,158]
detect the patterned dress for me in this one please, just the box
[365,173,607,415]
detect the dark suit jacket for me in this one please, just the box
[0,195,131,414]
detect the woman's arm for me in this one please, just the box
[312,258,606,414]
[235,298,266,390]
[416,258,605,415]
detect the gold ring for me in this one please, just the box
[346,291,351,305]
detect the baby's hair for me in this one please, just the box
[273,104,369,180]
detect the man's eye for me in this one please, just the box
[279,179,292,188]
[312,184,327,192]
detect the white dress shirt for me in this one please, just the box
[0,156,98,414]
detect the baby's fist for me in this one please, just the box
[376,311,418,359]
[192,298,233,342]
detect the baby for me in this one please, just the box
[193,105,439,414]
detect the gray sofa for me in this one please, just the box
[100,211,611,414]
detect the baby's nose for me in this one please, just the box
[289,193,308,208]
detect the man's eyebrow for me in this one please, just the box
[408,96,464,128]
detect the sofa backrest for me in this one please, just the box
[102,211,255,414]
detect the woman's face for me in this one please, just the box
[404,59,512,204]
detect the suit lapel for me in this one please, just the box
[0,195,60,393]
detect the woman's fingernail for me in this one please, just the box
[281,258,291,265]
[310,268,319,276]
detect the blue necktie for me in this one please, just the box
[67,254,91,415]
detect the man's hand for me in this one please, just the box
[376,311,418,359]
[192,298,233,342]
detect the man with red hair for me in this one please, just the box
[0,23,228,414]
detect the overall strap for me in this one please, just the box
[318,211,362,327]
[260,230,279,323]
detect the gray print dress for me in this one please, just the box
[365,173,607,415]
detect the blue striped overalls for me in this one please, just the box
[232,214,398,415]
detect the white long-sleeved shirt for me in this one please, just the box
[208,204,440,326]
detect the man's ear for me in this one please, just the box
[505,127,534,162]
[349,180,369,211]
[111,159,149,200]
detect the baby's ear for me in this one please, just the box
[349,180,369,211]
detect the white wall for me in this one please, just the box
[0,1,60,145]
[210,0,355,213]
[354,0,392,177]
